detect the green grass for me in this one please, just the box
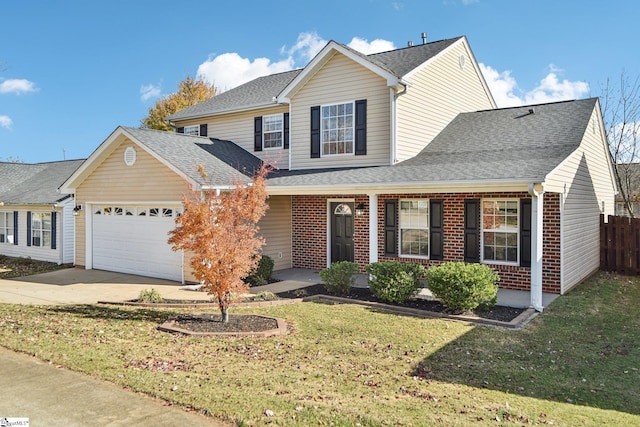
[0,271,638,426]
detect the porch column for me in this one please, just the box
[529,184,544,311]
[368,193,378,265]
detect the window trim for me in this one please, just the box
[481,198,520,266]
[183,125,200,136]
[262,113,284,150]
[30,211,52,248]
[399,198,430,259]
[320,100,355,157]
[0,211,15,245]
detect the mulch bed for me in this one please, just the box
[275,284,525,323]
[166,313,279,333]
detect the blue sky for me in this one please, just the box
[1,0,637,163]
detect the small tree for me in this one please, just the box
[168,164,270,322]
[141,76,216,131]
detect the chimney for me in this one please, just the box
[407,41,413,47]
[421,32,427,44]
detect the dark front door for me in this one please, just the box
[330,202,355,263]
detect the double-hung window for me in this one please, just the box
[482,200,519,264]
[31,212,52,247]
[321,102,354,156]
[0,212,14,244]
[399,199,429,257]
[262,113,283,149]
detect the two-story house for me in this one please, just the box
[60,36,616,310]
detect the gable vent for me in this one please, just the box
[124,146,137,166]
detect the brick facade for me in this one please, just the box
[291,192,562,294]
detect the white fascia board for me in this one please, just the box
[278,41,401,102]
[265,179,536,196]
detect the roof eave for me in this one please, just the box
[265,178,543,196]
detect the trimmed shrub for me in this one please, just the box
[245,254,274,286]
[138,288,164,303]
[425,262,499,312]
[365,261,425,304]
[319,261,359,295]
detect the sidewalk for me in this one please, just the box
[0,347,226,426]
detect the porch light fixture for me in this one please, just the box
[355,202,367,216]
[73,205,82,216]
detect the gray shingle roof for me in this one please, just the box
[167,70,302,121]
[167,37,463,122]
[266,98,598,188]
[0,159,84,205]
[122,127,262,186]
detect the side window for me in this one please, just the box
[399,199,429,257]
[481,199,519,264]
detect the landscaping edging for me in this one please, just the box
[99,295,537,329]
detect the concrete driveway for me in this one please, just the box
[0,267,213,305]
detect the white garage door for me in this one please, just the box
[92,205,183,281]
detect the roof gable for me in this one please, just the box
[60,127,263,193]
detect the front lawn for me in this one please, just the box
[0,271,638,426]
[0,255,69,279]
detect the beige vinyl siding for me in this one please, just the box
[546,107,616,293]
[396,40,494,162]
[0,207,63,264]
[74,140,188,267]
[176,106,290,169]
[258,195,292,271]
[289,52,391,169]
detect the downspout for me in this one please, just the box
[528,183,545,312]
[390,83,408,164]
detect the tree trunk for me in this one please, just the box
[221,305,229,323]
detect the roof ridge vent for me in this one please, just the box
[407,41,413,47]
[421,32,427,44]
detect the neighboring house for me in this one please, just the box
[0,159,84,264]
[60,36,616,310]
[614,163,640,217]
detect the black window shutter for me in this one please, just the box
[254,116,263,152]
[520,199,532,267]
[51,212,57,250]
[430,199,444,260]
[13,211,18,245]
[464,199,480,262]
[199,124,208,137]
[384,200,398,256]
[355,99,367,155]
[176,127,184,134]
[283,112,290,149]
[26,211,32,247]
[310,106,320,158]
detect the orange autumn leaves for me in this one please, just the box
[168,164,270,321]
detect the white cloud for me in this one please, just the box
[197,52,294,92]
[196,31,396,92]
[140,83,161,102]
[480,63,590,108]
[346,37,395,54]
[0,115,12,129]
[0,78,37,94]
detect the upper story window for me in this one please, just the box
[0,212,15,244]
[183,125,200,136]
[400,199,429,257]
[321,102,354,156]
[482,199,519,264]
[263,113,283,149]
[30,212,52,247]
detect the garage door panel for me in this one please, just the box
[92,205,182,281]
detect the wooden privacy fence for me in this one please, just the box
[600,214,640,275]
